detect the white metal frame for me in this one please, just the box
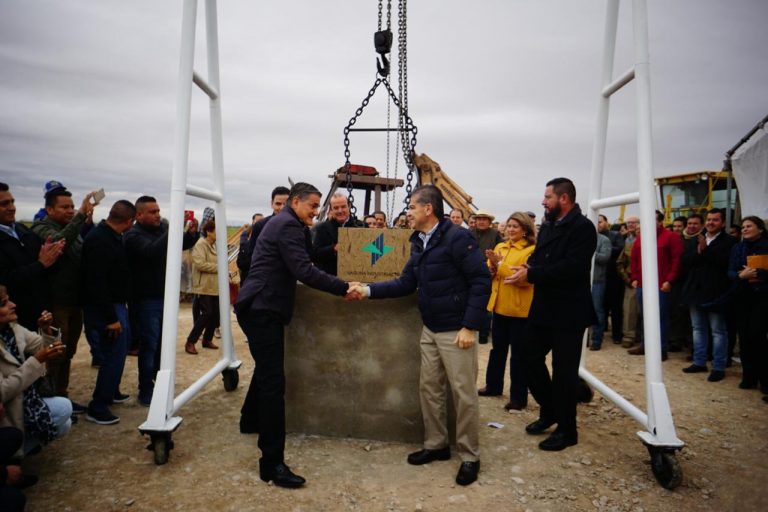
[583,0,684,452]
[139,0,241,444]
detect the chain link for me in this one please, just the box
[343,77,385,217]
[377,0,383,31]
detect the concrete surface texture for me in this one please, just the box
[285,285,425,443]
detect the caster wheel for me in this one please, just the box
[649,449,683,489]
[577,378,594,403]
[222,369,239,391]
[147,434,174,465]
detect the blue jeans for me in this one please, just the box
[23,397,72,454]
[136,299,164,403]
[84,304,130,413]
[635,288,670,353]
[690,306,728,371]
[591,281,606,347]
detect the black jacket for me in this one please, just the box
[123,221,198,301]
[235,207,348,325]
[81,221,131,324]
[526,204,597,329]
[0,224,51,329]
[236,215,273,283]
[311,216,365,275]
[680,231,737,308]
[369,219,491,333]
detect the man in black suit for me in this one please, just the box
[311,192,364,275]
[680,208,736,382]
[508,177,597,451]
[234,183,357,488]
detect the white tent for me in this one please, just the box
[731,121,768,219]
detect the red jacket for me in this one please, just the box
[630,226,684,289]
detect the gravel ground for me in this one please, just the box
[22,303,768,511]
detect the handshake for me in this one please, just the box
[344,282,369,301]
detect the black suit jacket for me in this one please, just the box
[235,207,348,325]
[526,204,598,329]
[0,224,50,330]
[680,231,737,308]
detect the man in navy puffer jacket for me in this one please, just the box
[353,185,491,486]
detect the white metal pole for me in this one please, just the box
[581,0,620,368]
[204,0,235,364]
[161,0,198,377]
[632,0,664,429]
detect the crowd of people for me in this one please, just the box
[0,175,766,503]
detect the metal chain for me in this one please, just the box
[343,77,385,217]
[397,0,415,212]
[386,0,392,30]
[377,0,383,31]
[385,89,393,221]
[382,79,417,209]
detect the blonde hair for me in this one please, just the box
[507,212,536,245]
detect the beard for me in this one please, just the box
[544,203,561,222]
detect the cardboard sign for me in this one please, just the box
[337,227,414,283]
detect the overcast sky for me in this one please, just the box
[1,0,767,225]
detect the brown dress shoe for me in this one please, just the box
[185,342,198,355]
[202,340,219,349]
[627,345,645,355]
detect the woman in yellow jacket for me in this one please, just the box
[185,220,220,354]
[478,212,536,411]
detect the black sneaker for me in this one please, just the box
[682,364,708,374]
[85,409,120,425]
[707,370,725,382]
[71,402,87,415]
[112,392,130,404]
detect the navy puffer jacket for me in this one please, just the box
[369,219,491,332]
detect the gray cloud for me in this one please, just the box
[1,0,766,224]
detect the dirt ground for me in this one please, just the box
[23,303,768,511]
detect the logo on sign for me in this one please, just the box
[361,233,393,265]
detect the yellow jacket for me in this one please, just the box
[487,239,535,317]
[191,237,219,296]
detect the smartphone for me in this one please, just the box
[91,188,106,205]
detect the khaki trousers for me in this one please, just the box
[622,285,638,341]
[419,326,480,462]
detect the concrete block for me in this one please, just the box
[285,284,425,443]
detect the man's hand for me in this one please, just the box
[345,282,368,301]
[106,321,123,340]
[697,233,707,254]
[38,237,65,268]
[505,264,529,286]
[631,280,639,289]
[333,244,338,253]
[37,310,54,334]
[454,327,477,350]
[660,281,672,293]
[5,465,22,486]
[79,192,95,216]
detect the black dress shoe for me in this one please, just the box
[707,370,725,382]
[739,380,757,390]
[455,461,480,486]
[259,462,305,488]
[661,351,668,362]
[682,364,708,373]
[538,430,578,451]
[525,417,555,435]
[407,447,451,465]
[477,387,502,397]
